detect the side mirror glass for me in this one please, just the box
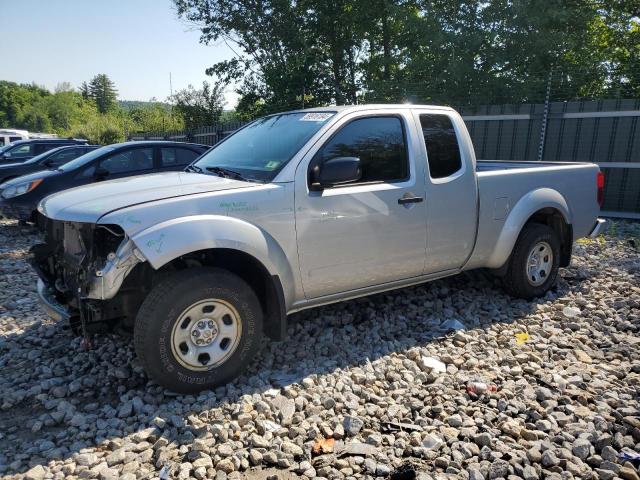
[310,156,361,191]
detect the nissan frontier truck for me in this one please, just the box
[28,104,605,392]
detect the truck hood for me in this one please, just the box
[39,171,256,223]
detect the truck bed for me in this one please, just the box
[464,159,601,270]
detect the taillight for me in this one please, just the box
[597,171,605,207]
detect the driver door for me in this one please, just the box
[294,112,428,299]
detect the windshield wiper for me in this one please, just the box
[185,164,203,173]
[205,166,249,181]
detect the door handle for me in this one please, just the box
[398,195,424,205]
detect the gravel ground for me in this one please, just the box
[0,218,639,480]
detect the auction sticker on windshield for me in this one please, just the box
[300,113,333,122]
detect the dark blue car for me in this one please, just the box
[0,141,208,222]
[0,144,100,185]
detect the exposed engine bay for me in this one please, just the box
[30,217,149,333]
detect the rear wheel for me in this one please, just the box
[502,223,561,299]
[134,268,263,393]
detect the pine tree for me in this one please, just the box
[79,81,90,100]
[88,74,118,113]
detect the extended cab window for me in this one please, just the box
[315,116,408,183]
[420,114,462,179]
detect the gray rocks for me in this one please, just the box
[445,413,463,427]
[281,441,303,456]
[541,450,560,467]
[572,438,592,460]
[216,458,235,473]
[24,465,46,480]
[474,432,492,447]
[1,218,640,480]
[76,453,99,467]
[250,433,270,448]
[270,395,295,421]
[343,415,364,436]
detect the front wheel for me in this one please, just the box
[502,223,561,299]
[134,268,263,393]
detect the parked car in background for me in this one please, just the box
[0,138,88,164]
[0,141,208,221]
[0,129,29,146]
[30,105,604,392]
[0,145,100,185]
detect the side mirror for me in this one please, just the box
[94,167,109,180]
[310,156,361,191]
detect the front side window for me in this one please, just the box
[420,114,462,179]
[194,112,336,182]
[99,148,153,174]
[314,116,408,183]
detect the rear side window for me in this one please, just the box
[420,114,462,179]
[315,116,408,183]
[99,148,153,174]
[161,147,200,167]
[47,148,83,166]
[34,143,60,155]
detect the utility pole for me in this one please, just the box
[169,72,174,130]
[537,68,553,161]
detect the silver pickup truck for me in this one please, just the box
[31,105,605,392]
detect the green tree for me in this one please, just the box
[169,81,225,129]
[174,0,639,114]
[128,102,184,131]
[79,81,91,100]
[88,74,118,113]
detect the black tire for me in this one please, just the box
[134,267,263,393]
[502,223,561,299]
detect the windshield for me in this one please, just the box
[59,145,115,171]
[193,111,336,182]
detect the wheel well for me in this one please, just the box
[525,208,573,267]
[157,249,287,341]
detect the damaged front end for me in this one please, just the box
[30,217,148,333]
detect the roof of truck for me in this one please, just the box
[282,104,456,114]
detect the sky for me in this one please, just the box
[0,0,239,105]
